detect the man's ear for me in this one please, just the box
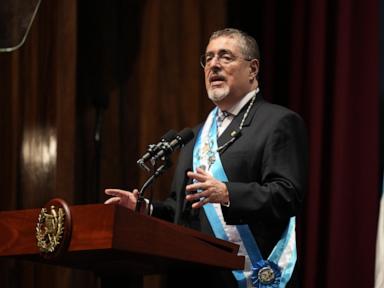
[249,59,260,80]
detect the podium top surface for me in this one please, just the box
[0,203,244,273]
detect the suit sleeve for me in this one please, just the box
[222,112,308,224]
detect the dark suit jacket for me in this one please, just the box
[153,93,308,287]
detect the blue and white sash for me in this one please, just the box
[192,107,297,288]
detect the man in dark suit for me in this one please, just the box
[105,28,307,288]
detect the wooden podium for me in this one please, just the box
[0,203,244,286]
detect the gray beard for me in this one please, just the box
[207,86,230,102]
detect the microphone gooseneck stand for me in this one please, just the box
[134,127,193,214]
[135,157,172,213]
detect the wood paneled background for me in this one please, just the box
[0,0,225,287]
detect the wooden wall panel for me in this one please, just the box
[0,0,77,209]
[0,0,227,287]
[0,0,93,287]
[76,0,227,205]
[76,1,226,287]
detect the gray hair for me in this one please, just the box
[209,28,260,60]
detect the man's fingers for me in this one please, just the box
[186,190,209,201]
[187,171,208,182]
[196,167,210,175]
[104,197,121,205]
[191,197,209,209]
[186,182,208,192]
[105,189,130,197]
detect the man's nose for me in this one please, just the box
[210,65,221,74]
[208,57,222,73]
[210,55,222,67]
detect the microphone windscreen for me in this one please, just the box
[161,129,177,142]
[177,128,194,144]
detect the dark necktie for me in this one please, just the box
[216,110,230,137]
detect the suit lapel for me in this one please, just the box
[217,92,265,149]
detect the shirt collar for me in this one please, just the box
[225,88,259,116]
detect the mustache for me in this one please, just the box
[209,74,226,82]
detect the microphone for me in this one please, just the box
[151,128,194,161]
[137,130,177,166]
[135,128,194,211]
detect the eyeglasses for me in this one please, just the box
[200,50,252,69]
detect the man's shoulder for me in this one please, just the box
[252,99,306,136]
[258,99,304,122]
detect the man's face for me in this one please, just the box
[204,36,258,108]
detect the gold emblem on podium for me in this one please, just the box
[36,205,65,253]
[35,198,72,259]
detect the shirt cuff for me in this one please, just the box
[144,198,154,215]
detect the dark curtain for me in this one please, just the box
[229,0,379,287]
